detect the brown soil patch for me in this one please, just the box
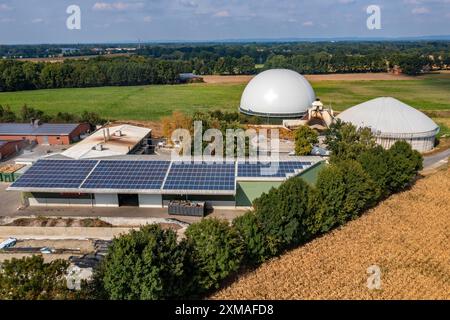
[202,73,416,85]
[212,167,450,300]
[159,223,183,231]
[7,218,112,228]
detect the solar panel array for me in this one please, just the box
[11,160,98,189]
[237,161,312,178]
[81,160,170,190]
[163,162,236,191]
[11,159,314,192]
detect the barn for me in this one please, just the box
[0,122,90,145]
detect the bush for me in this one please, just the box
[0,255,75,300]
[357,145,391,199]
[386,141,423,192]
[316,160,379,227]
[100,224,189,300]
[185,218,243,293]
[294,126,318,155]
[233,211,267,265]
[325,120,376,162]
[245,177,318,262]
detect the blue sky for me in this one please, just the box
[0,0,449,44]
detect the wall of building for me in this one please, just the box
[94,194,119,207]
[0,140,26,160]
[236,181,283,207]
[296,161,327,185]
[235,161,327,207]
[138,194,162,208]
[0,123,90,146]
[376,136,435,153]
[69,123,91,142]
[25,192,93,207]
[0,135,71,145]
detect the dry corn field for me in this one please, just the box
[213,167,450,300]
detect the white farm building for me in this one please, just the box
[337,97,440,152]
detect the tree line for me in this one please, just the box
[0,56,191,92]
[1,42,450,92]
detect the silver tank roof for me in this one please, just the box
[337,97,439,137]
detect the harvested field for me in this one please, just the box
[202,73,416,85]
[212,167,450,300]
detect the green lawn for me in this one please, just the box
[0,75,449,121]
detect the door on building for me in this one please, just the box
[42,136,49,145]
[118,194,139,207]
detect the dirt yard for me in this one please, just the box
[212,166,450,300]
[202,73,417,85]
[0,239,94,263]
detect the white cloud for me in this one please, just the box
[143,16,152,23]
[303,21,314,26]
[179,0,198,8]
[213,10,230,17]
[0,3,12,11]
[31,18,44,23]
[93,2,144,11]
[412,7,430,14]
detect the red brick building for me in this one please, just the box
[0,140,27,160]
[0,123,90,145]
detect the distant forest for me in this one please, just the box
[0,42,449,92]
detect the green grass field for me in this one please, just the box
[0,74,449,121]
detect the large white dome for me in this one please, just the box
[239,69,316,118]
[337,97,439,135]
[337,97,440,152]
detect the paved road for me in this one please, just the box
[0,184,22,214]
[423,148,450,170]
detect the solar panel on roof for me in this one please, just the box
[10,160,98,189]
[81,160,170,190]
[163,162,235,191]
[237,161,312,178]
[33,124,79,135]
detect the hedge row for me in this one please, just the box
[92,140,423,299]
